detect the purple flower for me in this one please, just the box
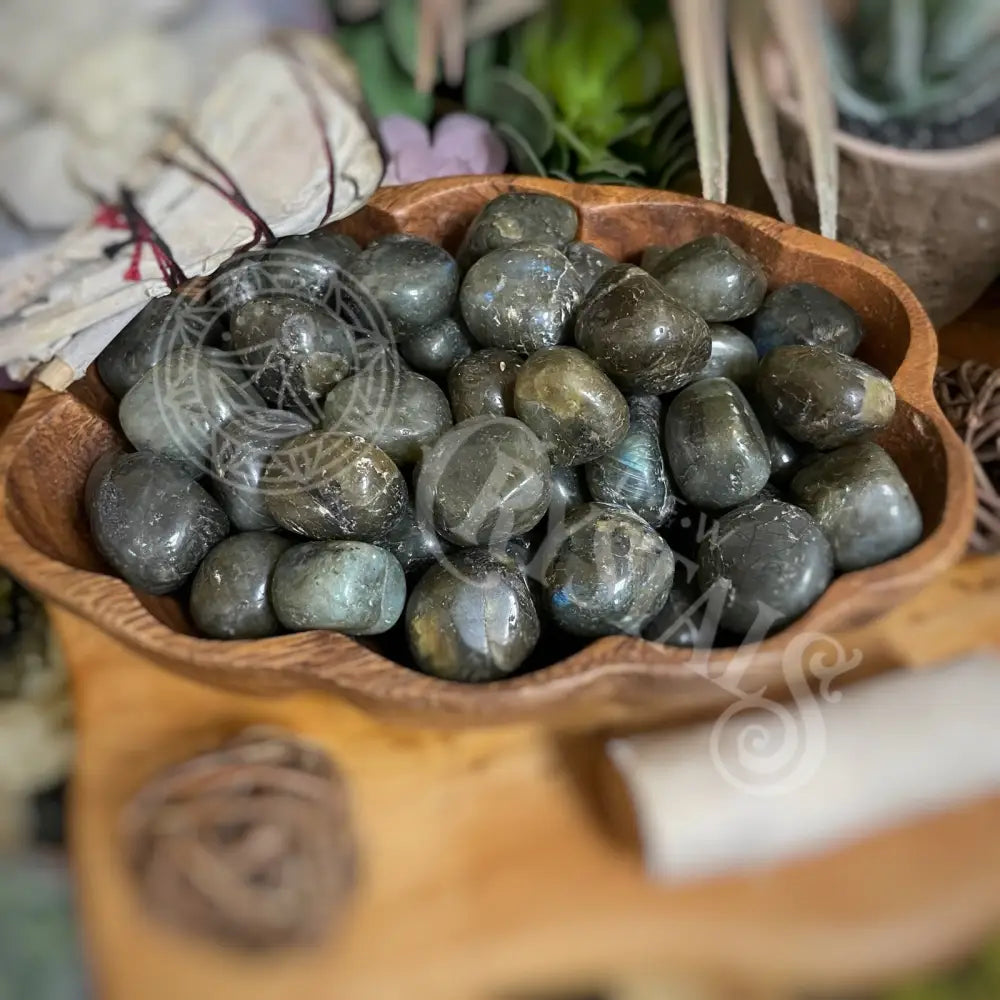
[379,113,507,186]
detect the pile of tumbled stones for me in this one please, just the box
[87,191,922,682]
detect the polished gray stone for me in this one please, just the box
[347,234,458,335]
[664,377,770,509]
[697,324,759,388]
[447,349,523,421]
[97,293,220,399]
[748,282,864,357]
[88,451,229,595]
[230,294,356,415]
[263,430,408,541]
[189,532,291,639]
[271,540,406,634]
[513,346,629,466]
[323,368,453,465]
[399,315,475,377]
[458,192,578,267]
[415,416,551,546]
[790,441,923,570]
[406,548,540,681]
[542,503,675,637]
[574,264,711,394]
[756,345,896,449]
[697,497,834,635]
[642,235,767,322]
[460,243,584,354]
[564,240,616,293]
[118,345,265,471]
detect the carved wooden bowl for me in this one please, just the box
[0,176,975,727]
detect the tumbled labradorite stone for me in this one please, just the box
[790,441,922,570]
[88,452,229,595]
[263,430,407,541]
[119,345,264,470]
[210,409,314,531]
[189,532,291,639]
[586,395,674,527]
[641,235,767,322]
[549,465,588,519]
[399,316,475,377]
[347,234,458,335]
[460,243,584,354]
[97,293,218,399]
[415,415,551,545]
[209,232,359,315]
[664,377,770,510]
[323,368,453,465]
[513,346,629,466]
[574,264,711,394]
[458,191,578,268]
[564,240,616,293]
[543,503,675,637]
[697,497,834,635]
[747,282,864,357]
[447,349,523,421]
[756,345,896,449]
[379,498,449,574]
[406,548,540,681]
[230,294,355,414]
[697,324,759,388]
[271,541,405,635]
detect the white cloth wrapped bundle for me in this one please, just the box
[608,653,1000,882]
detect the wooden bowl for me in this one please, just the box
[0,176,975,727]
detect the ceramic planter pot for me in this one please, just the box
[767,56,1000,327]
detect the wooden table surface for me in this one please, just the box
[11,291,1000,999]
[58,575,1000,1000]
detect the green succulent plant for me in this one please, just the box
[465,0,695,188]
[824,0,1000,127]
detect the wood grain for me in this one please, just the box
[59,597,1000,1000]
[0,176,976,726]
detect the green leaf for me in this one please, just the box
[553,121,600,162]
[514,6,557,96]
[547,134,571,173]
[383,0,430,83]
[616,19,684,108]
[338,23,434,122]
[657,148,699,189]
[463,36,498,112]
[577,153,645,180]
[650,103,694,164]
[547,168,574,182]
[546,0,642,131]
[610,89,687,145]
[494,122,547,176]
[467,67,555,156]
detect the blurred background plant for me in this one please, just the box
[825,0,1000,150]
[336,0,1000,325]
[333,0,698,191]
